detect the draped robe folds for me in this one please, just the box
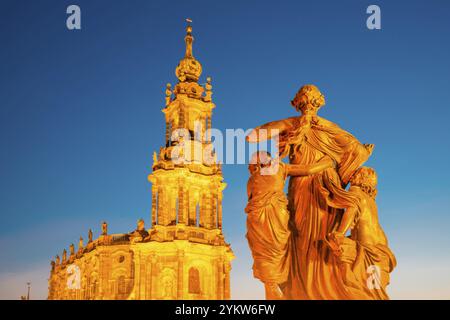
[245,163,291,284]
[351,241,397,300]
[281,115,372,300]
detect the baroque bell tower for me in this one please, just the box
[146,21,234,300]
[47,21,233,301]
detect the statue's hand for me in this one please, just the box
[319,155,336,168]
[246,129,259,143]
[364,143,375,156]
[325,232,345,257]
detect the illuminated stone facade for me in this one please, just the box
[48,22,234,300]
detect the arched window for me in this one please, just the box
[188,267,200,294]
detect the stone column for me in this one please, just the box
[177,250,184,299]
[151,185,157,226]
[99,252,110,300]
[147,254,157,300]
[188,190,197,226]
[216,258,224,299]
[201,115,206,143]
[178,185,186,225]
[140,260,147,300]
[207,116,212,142]
[170,187,177,225]
[165,120,170,146]
[157,187,163,226]
[218,193,223,230]
[205,192,212,229]
[132,252,141,300]
[212,192,218,229]
[224,261,231,300]
[179,108,185,128]
[199,193,206,228]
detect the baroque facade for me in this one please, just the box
[48,22,234,300]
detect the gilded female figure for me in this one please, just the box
[248,85,374,299]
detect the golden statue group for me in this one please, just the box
[246,85,396,300]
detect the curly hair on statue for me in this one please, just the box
[248,151,272,175]
[350,167,378,198]
[291,84,326,114]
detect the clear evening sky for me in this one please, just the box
[1,0,450,299]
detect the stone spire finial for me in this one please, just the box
[185,18,193,57]
[175,19,202,82]
[204,76,213,101]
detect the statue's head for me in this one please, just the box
[248,151,272,175]
[291,85,325,115]
[350,167,378,197]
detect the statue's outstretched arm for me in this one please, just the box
[335,206,357,235]
[246,117,297,143]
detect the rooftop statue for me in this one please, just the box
[78,237,84,252]
[69,243,75,256]
[88,229,93,243]
[102,221,108,236]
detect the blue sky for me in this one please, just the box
[1,0,450,299]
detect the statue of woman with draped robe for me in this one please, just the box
[247,85,378,299]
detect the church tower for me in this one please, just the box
[146,21,234,299]
[48,21,233,301]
